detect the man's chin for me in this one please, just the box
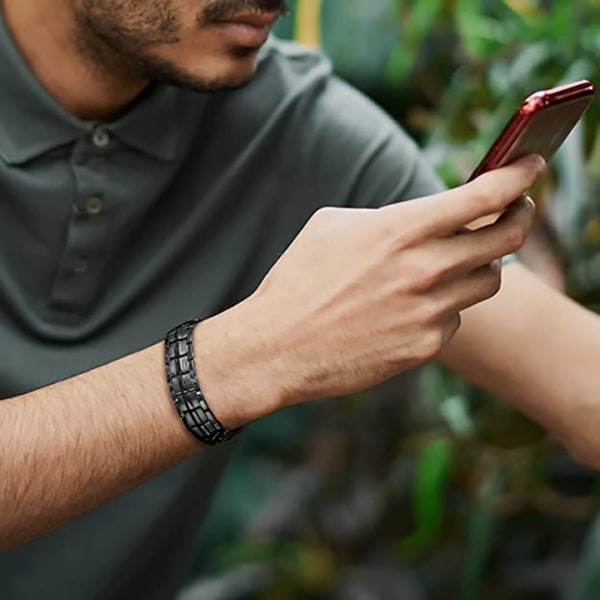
[198,49,262,91]
[169,71,255,93]
[187,44,264,90]
[150,57,259,92]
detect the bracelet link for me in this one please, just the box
[165,319,241,446]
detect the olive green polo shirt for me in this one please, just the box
[0,13,443,600]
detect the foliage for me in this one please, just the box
[187,2,600,599]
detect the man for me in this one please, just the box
[0,0,595,598]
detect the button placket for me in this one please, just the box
[50,140,112,309]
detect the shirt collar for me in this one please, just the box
[108,84,188,162]
[0,13,187,166]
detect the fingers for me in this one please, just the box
[437,155,544,233]
[433,195,536,275]
[382,155,545,238]
[431,261,503,316]
[441,312,462,346]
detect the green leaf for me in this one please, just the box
[385,41,415,86]
[403,0,446,46]
[456,0,512,58]
[385,0,445,87]
[460,468,502,600]
[547,0,578,54]
[396,437,456,556]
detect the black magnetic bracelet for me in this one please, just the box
[164,319,241,446]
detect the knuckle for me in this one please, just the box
[377,210,421,251]
[441,313,462,344]
[482,265,502,298]
[505,224,526,252]
[310,206,340,226]
[416,328,446,362]
[448,312,462,336]
[416,296,445,324]
[409,263,444,292]
[415,271,438,292]
[387,227,417,253]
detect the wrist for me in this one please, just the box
[192,297,297,428]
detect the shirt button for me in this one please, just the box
[92,128,110,148]
[84,196,104,216]
[73,256,89,276]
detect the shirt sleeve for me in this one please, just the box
[287,69,446,209]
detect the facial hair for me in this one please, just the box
[73,0,288,91]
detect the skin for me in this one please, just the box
[0,0,597,551]
[2,0,288,118]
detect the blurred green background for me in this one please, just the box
[182,1,600,599]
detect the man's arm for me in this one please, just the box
[440,261,600,467]
[0,343,202,551]
[0,159,540,551]
[0,313,297,552]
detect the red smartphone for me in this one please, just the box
[468,79,596,182]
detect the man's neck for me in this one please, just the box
[2,0,149,120]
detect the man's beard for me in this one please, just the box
[74,0,288,91]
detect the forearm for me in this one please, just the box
[0,342,201,550]
[440,262,600,466]
[0,297,291,552]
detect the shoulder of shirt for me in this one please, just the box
[253,37,399,141]
[258,36,330,67]
[251,35,334,86]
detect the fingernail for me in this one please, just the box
[531,154,546,175]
